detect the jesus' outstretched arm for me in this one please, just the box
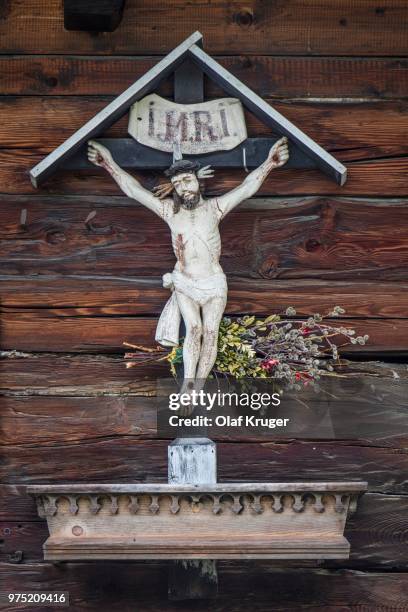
[87,140,164,218]
[216,136,289,219]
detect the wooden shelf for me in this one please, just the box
[27,482,367,561]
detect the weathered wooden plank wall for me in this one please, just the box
[1,1,408,609]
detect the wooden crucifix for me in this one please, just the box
[30,32,345,398]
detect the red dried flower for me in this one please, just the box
[261,358,280,371]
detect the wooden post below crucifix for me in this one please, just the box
[168,438,218,599]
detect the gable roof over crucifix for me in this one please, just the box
[30,31,346,188]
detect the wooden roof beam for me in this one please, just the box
[187,44,347,185]
[29,31,203,187]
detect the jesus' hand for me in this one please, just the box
[87,140,113,168]
[268,137,289,168]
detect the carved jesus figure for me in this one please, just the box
[88,137,289,392]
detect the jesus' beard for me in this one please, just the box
[173,191,201,212]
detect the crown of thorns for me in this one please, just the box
[164,159,201,178]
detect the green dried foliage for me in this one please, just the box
[126,307,368,391]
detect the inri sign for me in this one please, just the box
[128,93,247,154]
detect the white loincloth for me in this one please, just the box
[155,270,227,347]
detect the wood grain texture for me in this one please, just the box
[0,564,407,609]
[3,196,408,281]
[0,396,157,444]
[1,1,407,55]
[2,97,407,159]
[1,439,407,493]
[0,354,164,397]
[2,494,407,568]
[1,56,407,98]
[2,355,405,398]
[0,486,43,521]
[3,277,408,318]
[2,150,407,196]
[1,310,407,354]
[1,371,408,446]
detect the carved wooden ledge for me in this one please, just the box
[27,482,366,561]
